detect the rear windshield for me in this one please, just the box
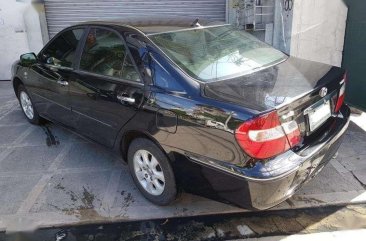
[148,25,287,82]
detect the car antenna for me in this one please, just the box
[191,18,201,27]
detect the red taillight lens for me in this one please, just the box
[335,73,347,113]
[235,111,300,159]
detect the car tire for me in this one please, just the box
[128,138,177,205]
[18,85,42,125]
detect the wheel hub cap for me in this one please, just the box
[20,91,34,120]
[133,150,165,196]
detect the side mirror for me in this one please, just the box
[20,53,37,67]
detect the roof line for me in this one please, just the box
[146,24,230,36]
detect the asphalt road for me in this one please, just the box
[0,81,366,234]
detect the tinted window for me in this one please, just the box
[42,28,84,67]
[80,28,140,81]
[149,25,287,82]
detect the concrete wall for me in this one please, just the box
[0,1,45,80]
[290,0,348,67]
[0,1,29,80]
[24,3,49,54]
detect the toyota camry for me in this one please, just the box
[11,18,350,210]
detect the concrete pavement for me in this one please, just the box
[244,229,366,241]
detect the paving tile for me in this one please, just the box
[0,82,13,97]
[0,175,41,215]
[246,229,366,241]
[330,159,349,174]
[112,170,151,208]
[59,142,117,169]
[30,171,111,213]
[338,155,366,172]
[0,145,63,172]
[0,109,26,125]
[298,164,365,195]
[0,99,18,118]
[338,131,366,157]
[21,124,84,146]
[347,121,366,133]
[350,113,366,132]
[0,125,30,146]
[352,169,366,186]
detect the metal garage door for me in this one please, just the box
[44,0,226,38]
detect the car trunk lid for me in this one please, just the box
[204,57,346,149]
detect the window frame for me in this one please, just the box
[38,26,87,70]
[74,25,144,85]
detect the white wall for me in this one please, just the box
[273,0,293,54]
[24,3,46,54]
[290,0,348,67]
[0,1,45,80]
[0,1,29,80]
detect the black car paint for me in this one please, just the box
[12,21,350,210]
[204,57,342,111]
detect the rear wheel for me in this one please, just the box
[18,85,42,125]
[128,138,177,205]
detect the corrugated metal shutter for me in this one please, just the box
[44,0,226,38]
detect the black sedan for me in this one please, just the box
[11,18,350,210]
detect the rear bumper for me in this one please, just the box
[185,105,350,210]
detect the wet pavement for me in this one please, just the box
[0,81,366,233]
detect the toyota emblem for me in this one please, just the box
[319,87,328,97]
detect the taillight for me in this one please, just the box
[235,111,300,159]
[335,73,347,113]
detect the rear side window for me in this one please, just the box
[79,28,140,82]
[41,28,84,67]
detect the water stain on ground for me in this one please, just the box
[116,190,135,217]
[52,183,102,220]
[41,124,60,146]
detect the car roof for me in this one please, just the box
[75,16,225,35]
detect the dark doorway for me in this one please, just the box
[342,0,366,110]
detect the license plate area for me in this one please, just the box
[304,96,332,133]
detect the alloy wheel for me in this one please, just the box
[20,91,34,120]
[133,149,165,196]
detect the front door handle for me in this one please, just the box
[117,95,135,104]
[57,80,69,86]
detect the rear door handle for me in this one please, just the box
[57,80,69,86]
[117,95,135,104]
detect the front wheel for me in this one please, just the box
[18,85,42,125]
[128,138,177,205]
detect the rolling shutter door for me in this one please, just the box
[44,0,226,38]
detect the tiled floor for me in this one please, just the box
[0,81,365,232]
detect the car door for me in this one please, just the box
[69,26,144,147]
[29,27,85,127]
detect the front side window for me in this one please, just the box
[79,28,140,81]
[148,25,287,82]
[42,28,84,68]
